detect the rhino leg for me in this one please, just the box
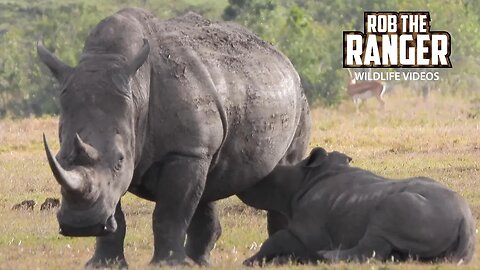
[185,201,221,266]
[268,101,310,236]
[150,155,209,266]
[267,211,289,236]
[243,230,316,266]
[86,201,127,268]
[318,232,392,263]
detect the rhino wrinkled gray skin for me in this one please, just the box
[241,148,475,265]
[38,8,310,267]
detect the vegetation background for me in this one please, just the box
[1,93,479,269]
[0,0,480,269]
[0,0,479,117]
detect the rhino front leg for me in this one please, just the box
[185,202,222,266]
[150,155,209,266]
[243,229,316,266]
[86,201,127,268]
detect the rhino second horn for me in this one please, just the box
[74,133,99,162]
[43,134,83,192]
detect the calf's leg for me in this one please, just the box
[318,229,392,263]
[243,230,316,266]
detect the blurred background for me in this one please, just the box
[0,0,479,117]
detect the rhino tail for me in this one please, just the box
[448,212,476,264]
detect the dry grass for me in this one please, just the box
[0,91,479,269]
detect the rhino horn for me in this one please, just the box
[74,133,99,162]
[37,40,73,82]
[125,39,150,75]
[43,134,83,192]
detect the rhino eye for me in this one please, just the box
[114,155,124,172]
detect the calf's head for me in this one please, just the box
[300,147,352,168]
[38,40,149,236]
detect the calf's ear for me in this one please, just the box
[304,147,328,167]
[330,151,353,165]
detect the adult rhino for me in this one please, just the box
[38,8,310,268]
[241,148,475,265]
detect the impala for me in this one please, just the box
[346,68,386,112]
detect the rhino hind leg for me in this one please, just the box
[185,201,222,266]
[243,230,317,266]
[268,101,311,236]
[318,233,392,263]
[86,201,127,268]
[277,95,311,167]
[367,191,473,263]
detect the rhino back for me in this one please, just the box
[150,14,305,200]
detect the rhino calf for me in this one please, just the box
[240,147,475,265]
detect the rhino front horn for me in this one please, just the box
[43,134,83,192]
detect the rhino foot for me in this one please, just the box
[243,255,305,267]
[242,257,264,267]
[190,257,210,267]
[316,250,333,262]
[85,256,128,269]
[149,257,193,267]
[185,202,221,268]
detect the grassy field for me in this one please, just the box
[0,92,479,270]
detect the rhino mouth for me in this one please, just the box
[59,214,117,237]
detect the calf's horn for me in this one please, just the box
[43,134,83,192]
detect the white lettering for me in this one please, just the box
[399,35,415,65]
[364,35,381,65]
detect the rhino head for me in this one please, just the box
[38,40,149,236]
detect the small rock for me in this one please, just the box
[12,200,36,211]
[40,198,60,211]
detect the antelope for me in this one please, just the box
[346,68,386,112]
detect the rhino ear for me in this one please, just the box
[304,147,328,167]
[125,39,150,76]
[37,40,73,82]
[330,151,352,165]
